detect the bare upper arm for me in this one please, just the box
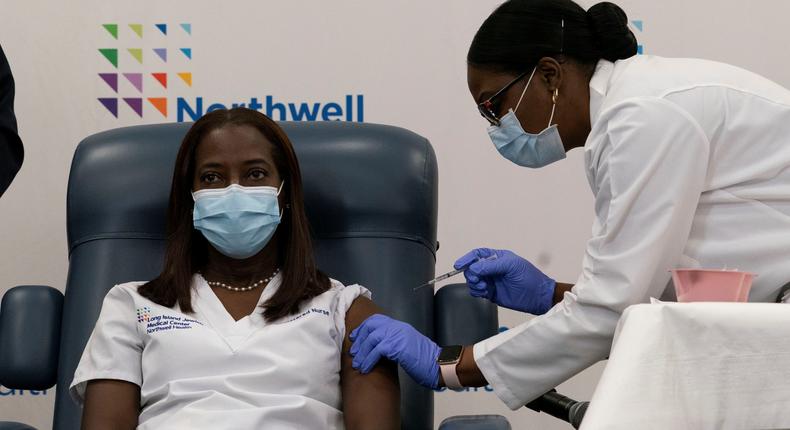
[81,379,140,430]
[341,296,400,430]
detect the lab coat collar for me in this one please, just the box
[588,59,615,124]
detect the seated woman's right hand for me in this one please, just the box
[349,314,441,389]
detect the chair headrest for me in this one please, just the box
[67,121,438,255]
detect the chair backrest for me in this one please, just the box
[54,121,438,430]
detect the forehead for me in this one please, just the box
[195,124,274,163]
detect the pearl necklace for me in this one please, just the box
[205,268,280,292]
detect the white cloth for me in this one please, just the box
[69,274,370,430]
[580,303,790,430]
[474,55,790,409]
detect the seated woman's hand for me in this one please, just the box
[349,314,441,389]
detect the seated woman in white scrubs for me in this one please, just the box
[69,107,400,429]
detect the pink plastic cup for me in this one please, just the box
[671,269,755,302]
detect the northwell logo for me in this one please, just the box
[96,22,365,122]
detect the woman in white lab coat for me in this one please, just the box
[350,0,790,411]
[70,108,400,429]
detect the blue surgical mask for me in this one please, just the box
[487,67,567,168]
[192,183,283,259]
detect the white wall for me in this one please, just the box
[2,1,790,428]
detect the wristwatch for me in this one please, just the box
[438,345,464,389]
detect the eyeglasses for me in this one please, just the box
[477,70,530,126]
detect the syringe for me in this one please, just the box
[413,254,498,291]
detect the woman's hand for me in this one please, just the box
[350,314,441,389]
[455,248,556,315]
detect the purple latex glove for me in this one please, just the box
[454,248,556,315]
[349,314,441,389]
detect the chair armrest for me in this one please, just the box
[0,285,63,389]
[434,283,498,346]
[438,415,511,430]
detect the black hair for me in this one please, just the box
[468,0,637,74]
[138,108,331,322]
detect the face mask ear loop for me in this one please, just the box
[276,180,285,196]
[514,67,538,113]
[548,88,558,127]
[277,180,286,218]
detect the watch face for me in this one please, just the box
[438,345,463,365]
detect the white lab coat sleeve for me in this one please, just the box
[330,282,372,349]
[473,97,710,409]
[69,284,144,406]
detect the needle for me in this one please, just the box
[413,254,498,292]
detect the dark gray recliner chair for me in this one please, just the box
[0,121,508,429]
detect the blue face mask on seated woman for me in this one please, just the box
[487,67,567,168]
[192,182,283,259]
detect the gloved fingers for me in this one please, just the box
[349,328,369,356]
[358,341,389,374]
[468,259,505,277]
[463,270,479,285]
[351,331,381,369]
[469,251,520,277]
[352,328,385,365]
[453,247,495,270]
[470,289,488,299]
[468,280,489,298]
[349,313,387,342]
[454,249,480,270]
[472,280,497,302]
[475,248,497,258]
[350,336,362,357]
[349,319,381,356]
[349,321,366,343]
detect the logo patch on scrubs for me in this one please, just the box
[136,306,152,323]
[139,311,204,334]
[284,307,330,323]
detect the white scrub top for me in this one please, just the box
[474,55,790,409]
[70,273,370,429]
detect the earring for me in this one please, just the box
[552,88,559,104]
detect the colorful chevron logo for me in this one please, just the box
[97,22,193,118]
[136,306,152,323]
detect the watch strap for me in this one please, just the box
[440,362,463,389]
[439,347,464,390]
